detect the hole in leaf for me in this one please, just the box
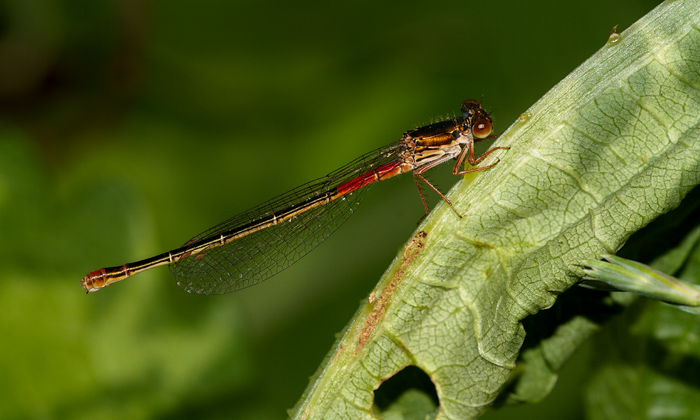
[372,365,439,418]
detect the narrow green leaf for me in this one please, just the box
[291,1,700,418]
[581,253,700,312]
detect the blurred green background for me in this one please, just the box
[0,0,661,419]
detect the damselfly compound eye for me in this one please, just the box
[472,119,493,138]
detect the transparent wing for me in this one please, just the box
[170,141,405,295]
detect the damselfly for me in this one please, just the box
[81,99,507,295]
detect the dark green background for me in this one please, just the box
[0,1,660,419]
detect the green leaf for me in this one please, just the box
[291,1,700,418]
[584,229,700,420]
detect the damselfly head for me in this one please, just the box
[461,100,493,139]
